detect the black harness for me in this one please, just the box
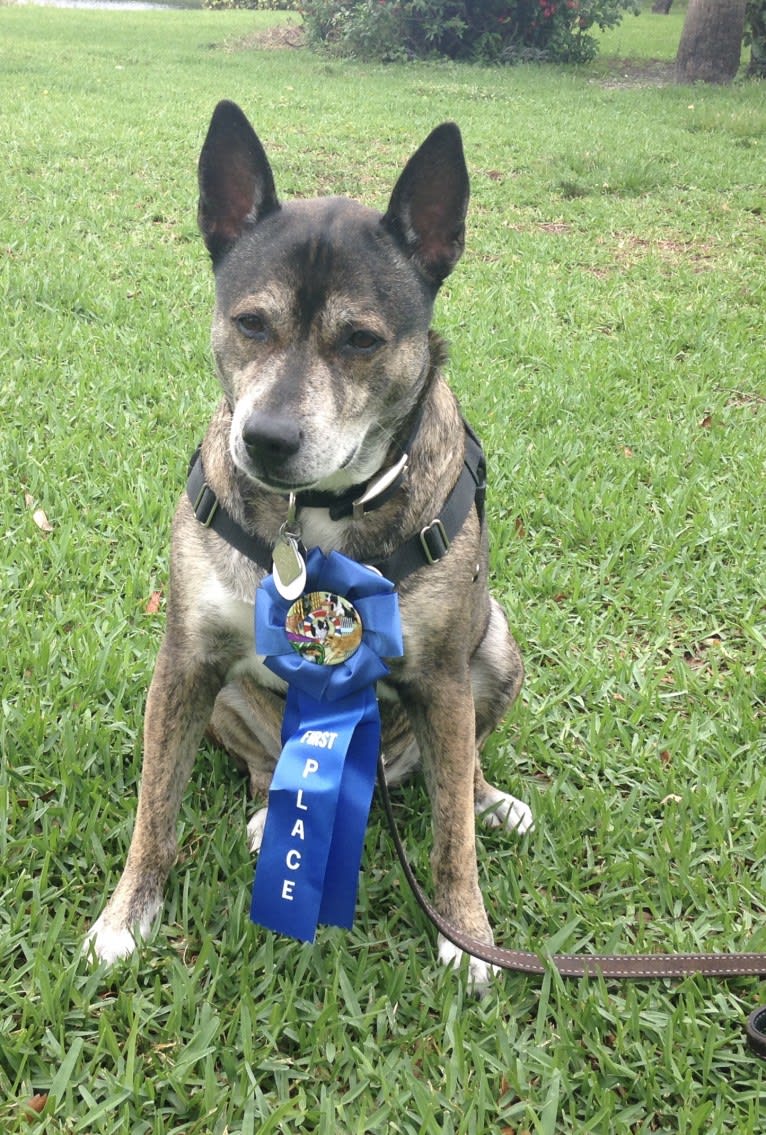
[186,419,486,584]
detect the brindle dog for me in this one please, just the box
[86,102,533,988]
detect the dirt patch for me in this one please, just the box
[224,23,305,53]
[537,222,572,235]
[580,233,717,279]
[505,221,572,236]
[605,233,716,269]
[595,58,676,90]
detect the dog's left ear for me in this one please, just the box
[198,100,280,264]
[383,123,469,289]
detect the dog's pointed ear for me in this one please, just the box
[382,123,469,289]
[198,101,279,264]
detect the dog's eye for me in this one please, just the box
[345,329,382,353]
[235,313,268,341]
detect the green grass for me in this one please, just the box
[1,4,765,1132]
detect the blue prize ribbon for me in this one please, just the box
[317,686,380,928]
[250,686,374,941]
[250,550,403,943]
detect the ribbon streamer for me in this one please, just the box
[250,549,403,942]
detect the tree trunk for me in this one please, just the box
[676,0,746,83]
[651,1,673,13]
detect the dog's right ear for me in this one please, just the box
[383,123,469,290]
[198,101,279,264]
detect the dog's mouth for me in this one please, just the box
[255,472,320,494]
[237,447,363,498]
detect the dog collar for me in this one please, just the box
[185,419,486,585]
[291,400,427,521]
[288,450,410,522]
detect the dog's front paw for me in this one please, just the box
[83,915,139,965]
[437,934,499,994]
[84,888,163,965]
[476,786,534,836]
[247,806,269,853]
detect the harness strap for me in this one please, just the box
[374,423,485,582]
[187,451,275,567]
[185,419,485,584]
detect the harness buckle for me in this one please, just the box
[419,518,449,565]
[192,482,219,528]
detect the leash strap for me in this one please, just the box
[376,757,766,981]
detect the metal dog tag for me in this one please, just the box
[272,534,307,601]
[272,494,307,601]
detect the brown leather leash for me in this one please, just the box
[376,760,766,1052]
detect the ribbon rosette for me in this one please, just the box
[250,548,403,942]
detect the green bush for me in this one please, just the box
[746,0,766,76]
[300,0,640,64]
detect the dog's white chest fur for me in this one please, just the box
[295,508,351,552]
[196,571,286,691]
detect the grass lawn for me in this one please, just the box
[1,2,765,1131]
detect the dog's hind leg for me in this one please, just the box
[206,677,283,853]
[207,677,282,795]
[474,770,533,835]
[471,598,534,835]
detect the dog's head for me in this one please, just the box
[197,101,469,495]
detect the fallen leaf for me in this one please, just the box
[699,413,713,429]
[23,1093,48,1116]
[33,508,53,534]
[684,634,723,669]
[24,491,35,509]
[145,590,163,615]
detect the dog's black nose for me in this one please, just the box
[242,412,303,465]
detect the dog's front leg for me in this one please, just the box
[401,670,495,990]
[85,635,223,964]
